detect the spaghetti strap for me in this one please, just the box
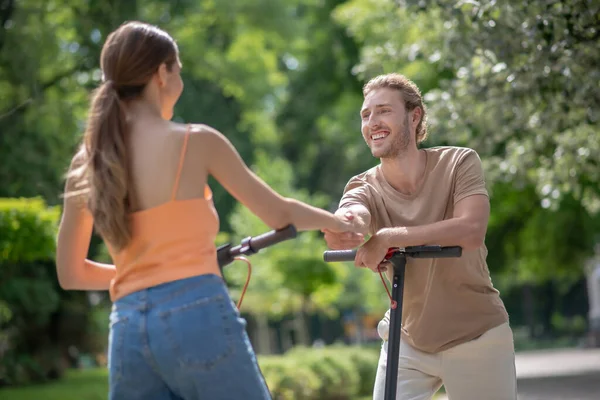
[171,125,191,201]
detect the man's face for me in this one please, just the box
[360,88,411,159]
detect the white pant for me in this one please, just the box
[373,322,517,400]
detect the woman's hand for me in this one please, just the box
[332,210,364,233]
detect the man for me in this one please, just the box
[323,73,517,400]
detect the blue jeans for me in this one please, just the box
[108,274,272,400]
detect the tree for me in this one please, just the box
[334,0,600,273]
[223,151,349,351]
[334,0,600,337]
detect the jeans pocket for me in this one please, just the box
[157,293,236,371]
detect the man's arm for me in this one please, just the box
[355,195,489,271]
[390,149,489,250]
[355,149,490,270]
[382,193,489,250]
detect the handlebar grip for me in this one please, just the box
[249,224,297,252]
[408,246,462,258]
[217,243,233,268]
[323,249,357,262]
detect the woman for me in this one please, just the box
[56,21,359,400]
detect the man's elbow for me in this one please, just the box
[460,222,487,251]
[461,236,485,251]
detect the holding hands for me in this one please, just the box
[324,214,398,273]
[323,208,366,247]
[331,210,366,235]
[322,206,399,273]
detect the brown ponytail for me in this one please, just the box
[65,21,178,251]
[88,81,131,249]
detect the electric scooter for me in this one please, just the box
[323,245,462,400]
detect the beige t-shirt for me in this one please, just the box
[339,146,508,354]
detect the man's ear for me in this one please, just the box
[412,107,422,129]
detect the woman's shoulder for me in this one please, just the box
[167,121,224,141]
[166,122,234,163]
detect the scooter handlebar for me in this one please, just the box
[217,224,298,268]
[323,249,357,262]
[323,245,462,263]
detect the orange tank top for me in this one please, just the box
[107,129,221,302]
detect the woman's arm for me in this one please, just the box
[55,158,116,290]
[199,125,356,233]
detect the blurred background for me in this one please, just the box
[0,0,599,399]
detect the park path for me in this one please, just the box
[437,347,600,400]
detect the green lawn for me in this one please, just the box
[0,367,446,400]
[0,368,109,400]
[0,368,378,399]
[356,385,445,399]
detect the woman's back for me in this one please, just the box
[108,121,221,301]
[126,120,207,212]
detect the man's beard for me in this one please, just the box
[378,114,411,159]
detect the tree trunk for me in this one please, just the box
[254,313,272,355]
[522,283,537,338]
[294,298,311,346]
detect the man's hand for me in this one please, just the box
[355,228,394,272]
[322,229,365,250]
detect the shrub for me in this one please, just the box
[0,198,97,386]
[259,356,321,400]
[259,345,379,400]
[337,345,380,396]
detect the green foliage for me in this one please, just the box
[486,183,599,283]
[551,313,587,337]
[0,198,99,386]
[259,345,379,399]
[0,198,61,263]
[259,357,322,400]
[276,0,370,198]
[224,151,347,317]
[516,194,597,282]
[1,2,598,385]
[333,0,447,91]
[335,0,600,284]
[337,0,600,213]
[0,198,62,327]
[333,266,389,315]
[0,1,91,203]
[0,198,62,384]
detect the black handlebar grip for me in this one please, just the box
[409,246,462,258]
[323,249,357,262]
[249,224,297,252]
[441,246,462,257]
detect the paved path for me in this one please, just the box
[437,348,600,400]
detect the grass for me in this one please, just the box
[357,388,446,400]
[0,367,385,400]
[0,333,576,400]
[0,368,109,400]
